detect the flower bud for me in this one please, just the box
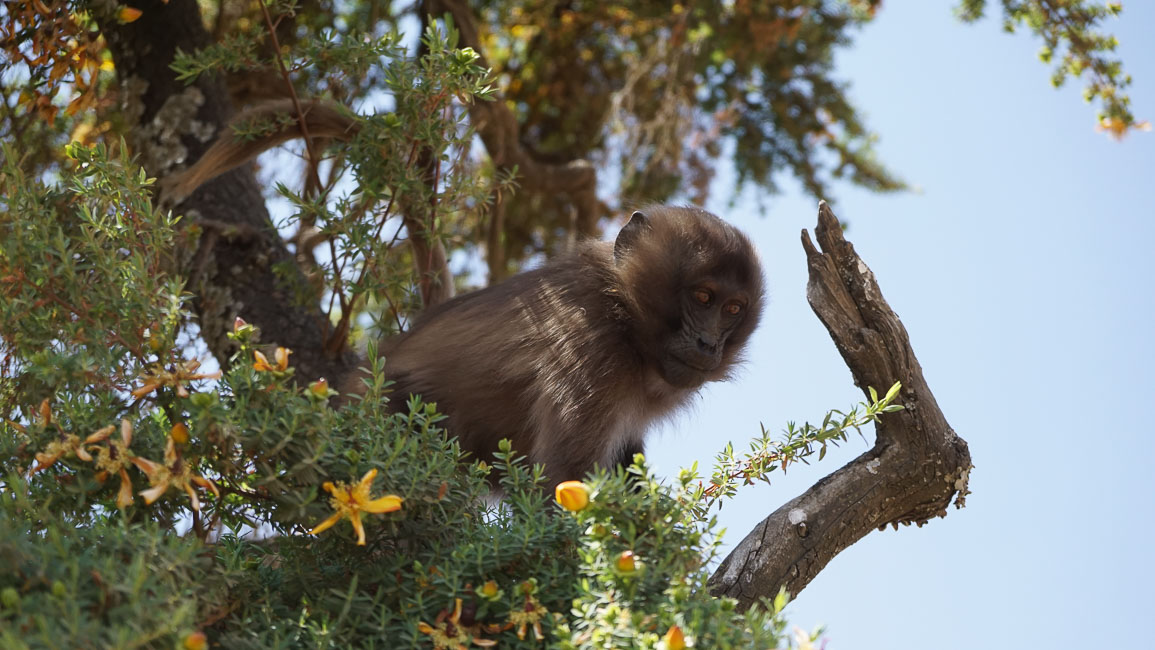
[170,422,190,444]
[615,550,638,574]
[662,625,687,650]
[479,579,502,601]
[274,346,291,371]
[555,480,590,511]
[183,631,208,650]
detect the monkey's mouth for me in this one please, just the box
[671,348,721,372]
[676,358,714,372]
[660,356,715,389]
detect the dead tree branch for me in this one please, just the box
[708,201,972,610]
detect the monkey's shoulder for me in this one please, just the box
[419,244,619,321]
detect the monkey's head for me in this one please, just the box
[611,206,764,389]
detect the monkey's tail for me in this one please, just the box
[159,99,359,206]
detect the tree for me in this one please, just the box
[0,0,1138,646]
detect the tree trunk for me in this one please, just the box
[95,0,357,385]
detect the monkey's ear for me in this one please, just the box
[614,211,650,263]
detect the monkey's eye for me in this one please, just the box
[693,289,713,305]
[725,302,744,316]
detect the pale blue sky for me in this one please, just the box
[645,2,1155,648]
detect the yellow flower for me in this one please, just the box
[309,468,403,546]
[131,437,219,511]
[555,480,590,511]
[29,435,82,474]
[1096,116,1153,141]
[307,378,337,401]
[132,359,220,399]
[253,347,291,373]
[792,626,818,650]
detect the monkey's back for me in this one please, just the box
[376,241,685,483]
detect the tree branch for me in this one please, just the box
[708,201,972,610]
[95,0,356,385]
[428,0,602,236]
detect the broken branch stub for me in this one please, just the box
[707,201,972,610]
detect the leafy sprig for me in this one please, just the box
[686,382,905,516]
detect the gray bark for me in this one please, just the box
[708,201,972,609]
[95,0,356,384]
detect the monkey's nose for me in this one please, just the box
[696,336,719,354]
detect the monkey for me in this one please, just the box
[162,100,764,488]
[351,205,764,486]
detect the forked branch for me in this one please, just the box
[707,201,972,610]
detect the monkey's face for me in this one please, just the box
[612,206,764,390]
[657,279,757,388]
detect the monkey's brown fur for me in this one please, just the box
[163,101,764,488]
[345,206,763,486]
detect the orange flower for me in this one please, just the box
[11,398,51,434]
[28,419,119,475]
[131,437,219,511]
[253,347,291,373]
[307,378,337,400]
[309,378,329,397]
[309,469,403,546]
[88,420,138,509]
[555,480,590,511]
[37,398,51,425]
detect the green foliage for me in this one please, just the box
[0,2,1034,647]
[172,22,502,342]
[0,480,212,647]
[0,140,183,457]
[956,0,1144,137]
[475,0,907,261]
[688,382,905,515]
[559,466,790,649]
[2,0,1142,275]
[0,139,815,648]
